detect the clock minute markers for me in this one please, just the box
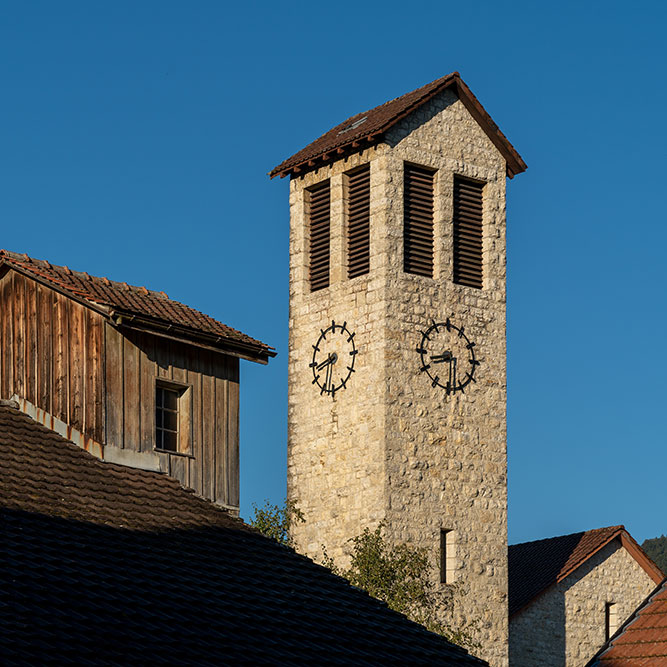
[417,319,478,395]
[311,322,357,397]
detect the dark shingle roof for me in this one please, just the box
[269,72,526,180]
[588,579,667,666]
[509,527,664,617]
[0,403,486,665]
[0,249,274,362]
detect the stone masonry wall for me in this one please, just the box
[288,89,510,666]
[509,540,657,666]
[381,90,509,667]
[287,145,391,558]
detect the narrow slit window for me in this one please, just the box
[404,163,435,277]
[453,176,484,289]
[440,529,456,583]
[308,180,331,291]
[605,602,619,640]
[346,164,371,279]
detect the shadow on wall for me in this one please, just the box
[509,541,625,666]
[509,596,566,667]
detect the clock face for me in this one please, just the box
[416,318,479,394]
[310,320,357,397]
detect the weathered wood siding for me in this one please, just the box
[0,267,241,510]
[0,269,105,442]
[104,326,240,508]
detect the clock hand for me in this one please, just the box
[316,352,339,371]
[325,360,332,392]
[317,354,334,371]
[431,351,453,363]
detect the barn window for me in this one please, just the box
[404,163,435,277]
[346,164,371,279]
[308,180,331,292]
[453,176,484,289]
[156,381,191,454]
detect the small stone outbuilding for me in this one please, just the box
[509,526,664,666]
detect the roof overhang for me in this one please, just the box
[510,528,665,619]
[270,73,526,180]
[0,260,275,365]
[111,311,276,365]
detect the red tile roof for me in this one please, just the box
[269,72,527,180]
[0,249,274,362]
[588,579,667,666]
[509,527,664,617]
[0,401,486,665]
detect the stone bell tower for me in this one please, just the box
[270,73,526,666]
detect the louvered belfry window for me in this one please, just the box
[347,164,371,279]
[453,176,484,289]
[404,163,435,277]
[308,180,331,292]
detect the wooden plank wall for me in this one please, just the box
[0,268,241,509]
[0,270,105,442]
[105,326,240,508]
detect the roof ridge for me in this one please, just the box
[554,527,626,584]
[509,525,632,618]
[2,249,169,300]
[510,525,624,548]
[269,71,525,179]
[337,71,458,129]
[0,247,273,358]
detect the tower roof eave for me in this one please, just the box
[269,72,527,180]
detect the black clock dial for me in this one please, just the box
[310,320,357,397]
[416,318,479,394]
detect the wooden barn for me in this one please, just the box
[0,249,274,512]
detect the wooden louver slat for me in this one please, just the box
[309,180,330,292]
[347,164,371,279]
[453,176,484,289]
[404,163,435,277]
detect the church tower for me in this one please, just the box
[270,73,526,666]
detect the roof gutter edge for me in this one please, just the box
[110,311,276,364]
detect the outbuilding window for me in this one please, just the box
[155,381,192,454]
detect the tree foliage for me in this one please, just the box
[249,499,304,548]
[250,505,477,650]
[642,535,667,574]
[323,524,478,650]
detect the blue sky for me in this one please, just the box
[1,1,665,545]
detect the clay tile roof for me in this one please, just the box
[0,403,486,665]
[509,526,664,617]
[269,72,526,180]
[588,579,667,666]
[0,249,274,362]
